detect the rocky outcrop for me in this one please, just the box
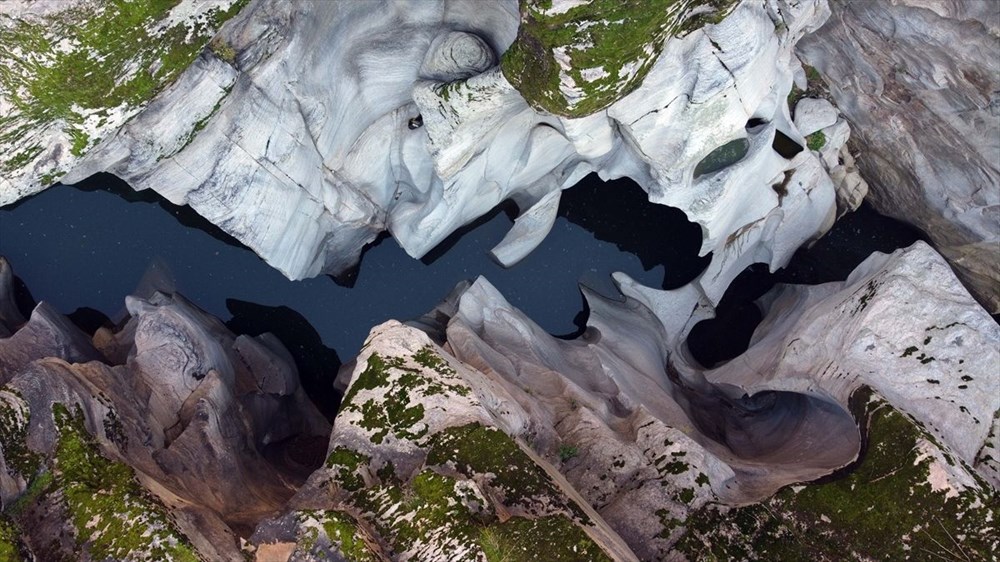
[796,0,1000,312]
[250,239,996,561]
[703,241,1000,487]
[2,236,996,560]
[0,262,329,561]
[0,0,249,203]
[0,0,849,310]
[251,322,637,561]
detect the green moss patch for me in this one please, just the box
[806,131,826,151]
[353,470,487,557]
[501,0,739,116]
[480,515,613,562]
[0,0,248,178]
[788,64,828,109]
[427,423,576,516]
[675,398,997,560]
[0,390,41,479]
[325,447,369,492]
[341,351,470,445]
[294,510,378,562]
[0,515,25,562]
[350,468,610,561]
[51,403,201,561]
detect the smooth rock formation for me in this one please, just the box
[0,262,329,561]
[621,241,999,488]
[2,238,996,560]
[252,239,996,560]
[1,0,846,309]
[797,0,1000,312]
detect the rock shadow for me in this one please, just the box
[225,299,343,419]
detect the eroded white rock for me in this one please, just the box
[27,0,844,302]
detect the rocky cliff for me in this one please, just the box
[1,245,996,560]
[0,257,329,561]
[796,0,1000,312]
[4,0,856,309]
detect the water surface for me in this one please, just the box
[0,174,701,363]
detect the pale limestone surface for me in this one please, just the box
[0,0,845,306]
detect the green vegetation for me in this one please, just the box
[208,36,237,64]
[0,390,41,478]
[806,131,826,151]
[341,351,470,445]
[0,0,249,176]
[480,515,613,562]
[0,515,24,562]
[52,403,201,561]
[353,470,487,556]
[788,63,828,108]
[295,510,378,561]
[501,0,739,116]
[675,396,998,560]
[351,467,609,561]
[427,423,572,513]
[325,447,369,492]
[558,444,578,462]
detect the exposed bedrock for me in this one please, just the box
[17,0,847,306]
[443,277,860,504]
[620,240,1000,488]
[0,261,329,561]
[252,240,997,560]
[796,0,1000,312]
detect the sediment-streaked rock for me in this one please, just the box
[0,263,329,561]
[796,0,1000,312]
[253,238,997,560]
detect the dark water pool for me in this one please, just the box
[0,172,932,410]
[0,173,708,408]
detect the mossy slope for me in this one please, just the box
[0,0,248,187]
[315,345,615,561]
[501,0,739,116]
[674,396,998,560]
[1,398,203,561]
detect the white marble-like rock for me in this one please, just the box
[619,240,1000,488]
[793,96,838,135]
[14,0,843,302]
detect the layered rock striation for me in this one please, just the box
[0,257,329,561]
[248,239,997,560]
[1,234,996,560]
[796,0,1000,312]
